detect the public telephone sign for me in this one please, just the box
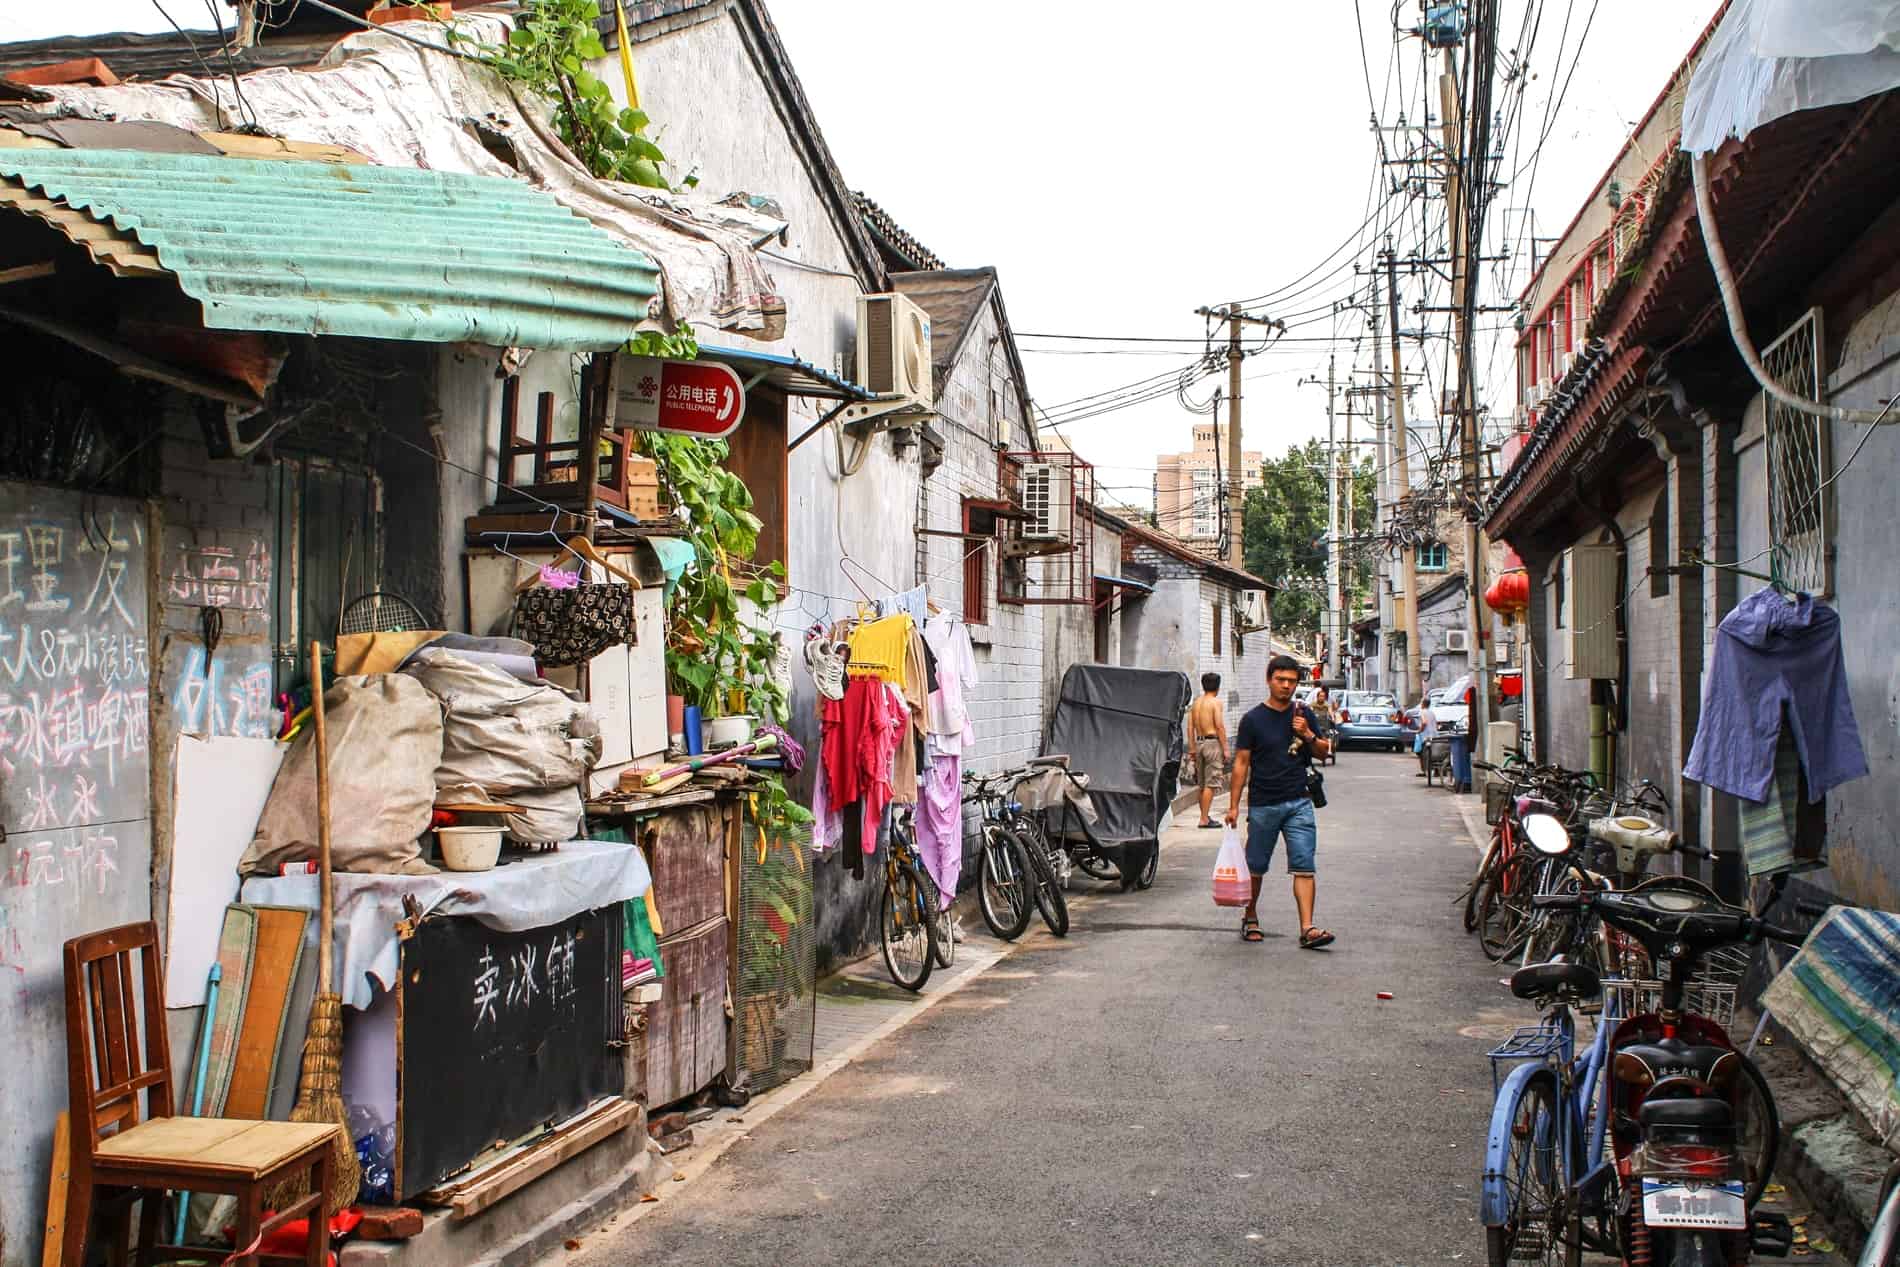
[620,357,746,439]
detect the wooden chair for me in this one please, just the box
[61,922,336,1267]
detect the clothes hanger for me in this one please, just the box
[562,535,641,587]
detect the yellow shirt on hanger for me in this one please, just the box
[846,613,911,682]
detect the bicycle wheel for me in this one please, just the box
[977,826,1033,941]
[880,859,936,992]
[1466,835,1504,933]
[1733,1050,1780,1209]
[919,864,954,969]
[1480,852,1537,962]
[1487,1071,1580,1267]
[1075,848,1119,881]
[1013,825,1069,937]
[1135,840,1160,889]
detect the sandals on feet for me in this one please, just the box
[1299,926,1335,950]
[1241,916,1265,943]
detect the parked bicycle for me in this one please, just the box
[879,808,940,992]
[1482,842,1801,1267]
[963,765,1069,939]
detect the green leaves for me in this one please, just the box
[475,0,683,191]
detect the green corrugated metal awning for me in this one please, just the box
[0,148,662,349]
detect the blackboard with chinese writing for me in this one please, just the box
[398,905,623,1197]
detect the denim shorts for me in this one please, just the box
[1246,797,1317,876]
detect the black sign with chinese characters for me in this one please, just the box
[398,905,623,1197]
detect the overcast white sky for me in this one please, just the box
[4,1,1717,508]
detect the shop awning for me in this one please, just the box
[1092,573,1154,594]
[0,147,663,349]
[697,343,877,400]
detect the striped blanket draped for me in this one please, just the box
[1763,906,1900,1146]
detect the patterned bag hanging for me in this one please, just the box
[512,582,636,668]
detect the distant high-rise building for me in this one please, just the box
[1154,421,1262,552]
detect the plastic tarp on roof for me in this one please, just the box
[38,14,787,338]
[1684,0,1900,152]
[1041,664,1191,848]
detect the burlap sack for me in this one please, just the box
[401,648,601,792]
[240,674,444,877]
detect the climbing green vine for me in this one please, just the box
[467,0,693,190]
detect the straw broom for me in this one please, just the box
[268,642,361,1215]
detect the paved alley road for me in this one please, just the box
[571,753,1524,1265]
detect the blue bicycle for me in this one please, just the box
[1482,942,1621,1266]
[1482,834,1799,1266]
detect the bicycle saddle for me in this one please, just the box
[1026,754,1070,769]
[1510,960,1602,1002]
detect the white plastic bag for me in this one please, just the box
[1212,827,1251,907]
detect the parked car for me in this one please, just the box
[1334,690,1405,751]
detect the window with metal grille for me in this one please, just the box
[1761,308,1832,595]
[1211,602,1223,655]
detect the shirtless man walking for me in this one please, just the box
[1189,672,1229,829]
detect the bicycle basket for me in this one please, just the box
[1484,780,1514,827]
[1597,931,1752,1031]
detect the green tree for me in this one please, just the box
[1241,441,1378,640]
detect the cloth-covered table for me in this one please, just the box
[239,841,651,1009]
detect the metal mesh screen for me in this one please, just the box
[1762,309,1832,595]
[734,818,816,1093]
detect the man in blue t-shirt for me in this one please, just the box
[1225,655,1335,949]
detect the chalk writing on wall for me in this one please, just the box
[470,928,583,1029]
[2,829,120,898]
[0,487,155,1267]
[170,646,275,739]
[0,509,150,830]
[167,539,271,610]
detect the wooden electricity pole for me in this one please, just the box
[1195,306,1283,571]
[1382,249,1423,706]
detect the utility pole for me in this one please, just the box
[1369,321,1392,695]
[1442,20,1495,745]
[1342,367,1356,687]
[1226,320,1244,570]
[1383,247,1423,706]
[1324,355,1340,680]
[1196,306,1284,571]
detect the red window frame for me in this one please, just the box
[961,498,989,625]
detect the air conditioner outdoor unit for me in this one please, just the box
[841,292,933,433]
[1563,543,1620,679]
[1236,589,1270,632]
[1444,628,1470,653]
[1524,382,1548,408]
[1020,462,1073,540]
[1559,351,1578,378]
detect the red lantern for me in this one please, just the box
[1486,568,1531,617]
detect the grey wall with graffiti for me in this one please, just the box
[0,485,154,1266]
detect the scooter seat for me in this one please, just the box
[1510,960,1602,1001]
[1638,1096,1733,1130]
[1618,1039,1737,1086]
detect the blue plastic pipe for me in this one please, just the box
[175,962,222,1237]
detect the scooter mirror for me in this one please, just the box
[1524,813,1571,856]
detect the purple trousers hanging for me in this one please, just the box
[913,749,962,908]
